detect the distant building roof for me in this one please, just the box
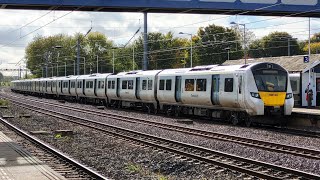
[223,54,320,73]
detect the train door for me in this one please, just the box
[211,75,220,105]
[82,80,85,95]
[136,77,141,99]
[116,78,120,97]
[94,79,97,96]
[237,74,245,108]
[175,76,182,102]
[60,81,63,94]
[316,78,320,106]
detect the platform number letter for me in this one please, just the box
[303,56,309,63]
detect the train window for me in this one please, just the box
[98,81,101,89]
[290,80,297,92]
[196,79,206,91]
[58,82,61,88]
[159,80,165,90]
[71,82,75,88]
[63,82,68,88]
[90,81,93,88]
[86,81,90,88]
[185,79,194,91]
[224,78,233,92]
[128,80,134,89]
[148,80,152,90]
[108,81,111,89]
[142,80,147,90]
[77,81,80,88]
[166,80,172,90]
[101,81,104,89]
[112,81,115,89]
[122,80,128,89]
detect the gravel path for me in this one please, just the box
[2,90,320,177]
[0,104,241,179]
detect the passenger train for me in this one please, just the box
[11,62,294,126]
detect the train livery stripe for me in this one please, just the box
[258,92,286,106]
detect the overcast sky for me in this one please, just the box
[0,9,319,76]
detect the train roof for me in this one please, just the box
[76,73,112,80]
[157,64,254,76]
[108,70,162,78]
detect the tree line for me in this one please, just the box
[25,24,320,78]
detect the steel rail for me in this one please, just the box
[4,93,320,161]
[0,118,108,180]
[10,100,320,180]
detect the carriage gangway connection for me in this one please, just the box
[0,131,66,180]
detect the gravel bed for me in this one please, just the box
[0,104,242,180]
[3,91,320,175]
[10,91,320,150]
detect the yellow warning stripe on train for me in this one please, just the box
[258,92,286,106]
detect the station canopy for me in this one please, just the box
[1,0,320,17]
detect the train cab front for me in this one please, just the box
[251,63,294,116]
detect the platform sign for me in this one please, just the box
[304,56,310,63]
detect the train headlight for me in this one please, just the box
[286,93,293,99]
[250,92,260,99]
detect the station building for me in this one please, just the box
[223,54,320,107]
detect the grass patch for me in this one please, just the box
[126,163,141,173]
[157,175,168,180]
[0,99,9,106]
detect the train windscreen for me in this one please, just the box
[253,69,287,92]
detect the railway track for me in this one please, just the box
[0,118,107,180]
[6,97,320,179]
[3,93,320,162]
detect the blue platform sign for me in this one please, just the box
[304,56,309,63]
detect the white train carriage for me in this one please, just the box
[156,68,192,110]
[34,78,41,94]
[11,80,20,92]
[157,63,293,125]
[39,78,48,95]
[45,77,56,95]
[69,76,78,100]
[30,79,37,93]
[55,77,65,97]
[94,73,111,102]
[136,70,162,111]
[107,71,138,107]
[107,70,161,110]
[61,76,75,97]
[76,75,93,99]
[289,73,301,106]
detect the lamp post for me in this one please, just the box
[179,32,193,68]
[95,45,106,73]
[77,27,92,75]
[230,22,246,64]
[112,49,115,73]
[53,45,62,77]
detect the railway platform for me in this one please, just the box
[0,131,65,180]
[291,108,320,128]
